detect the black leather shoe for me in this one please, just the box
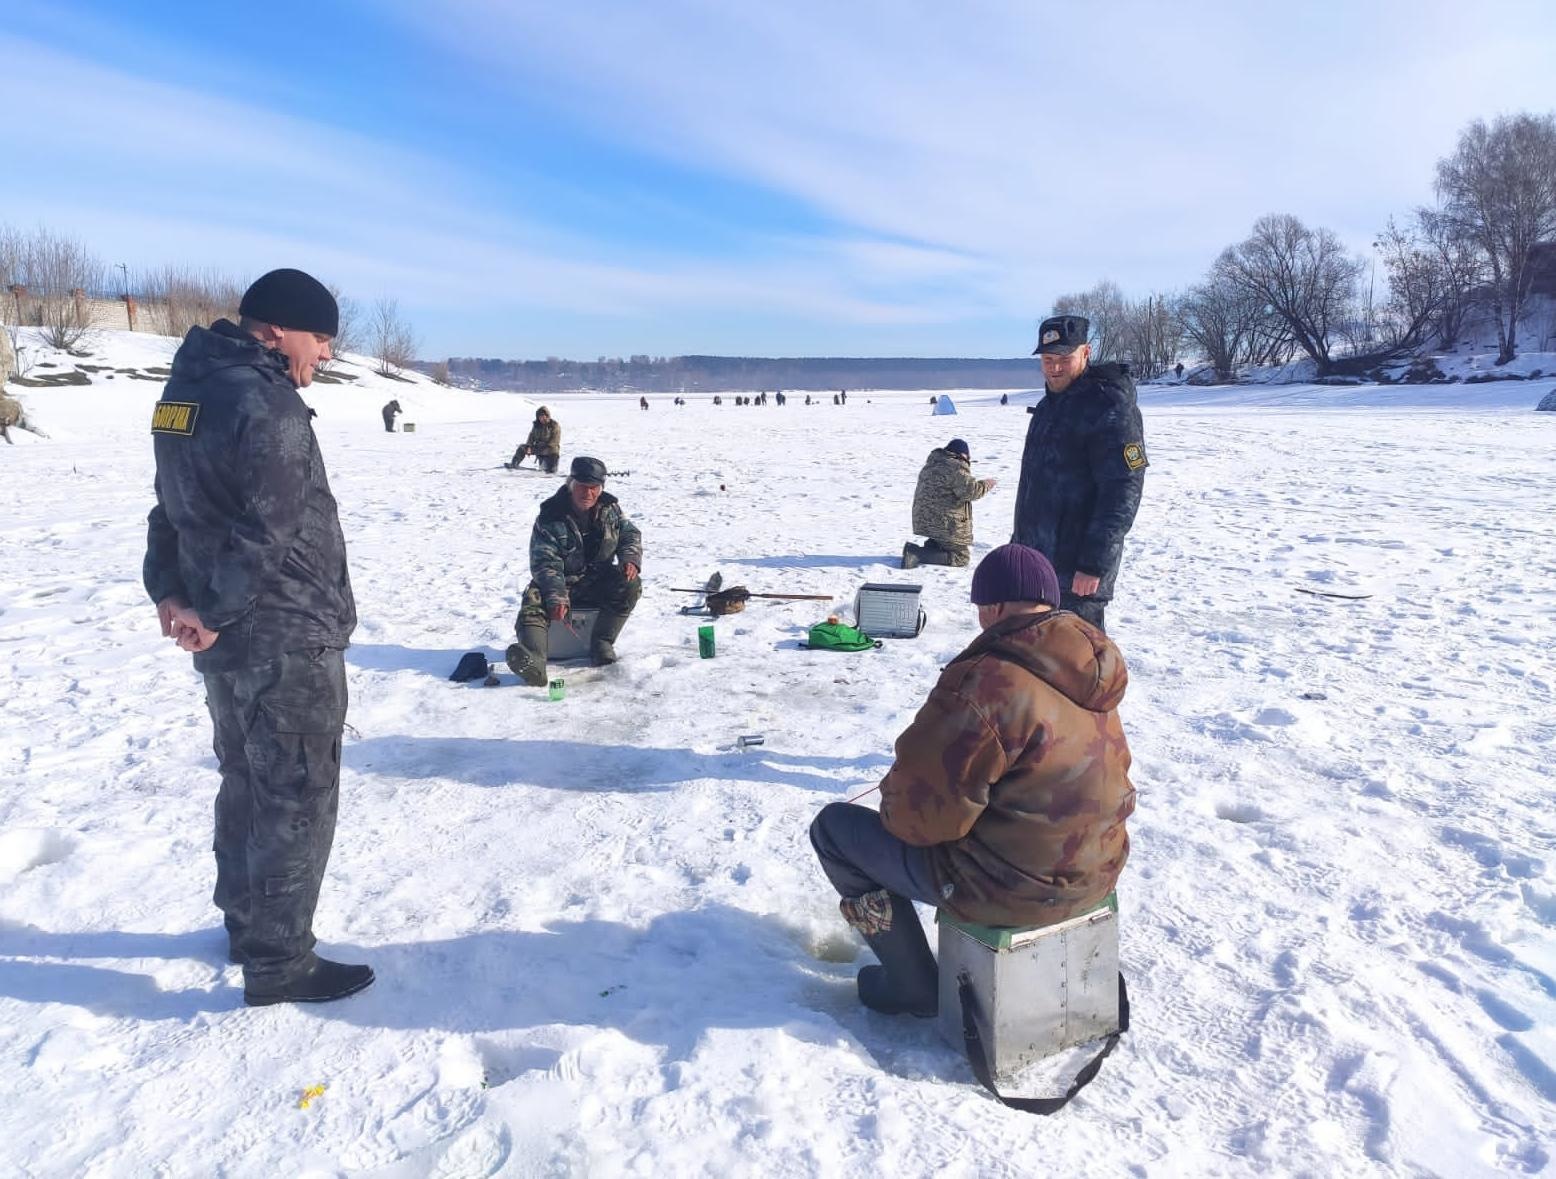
[244,957,375,1007]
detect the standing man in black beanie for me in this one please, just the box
[1012,314,1147,632]
[143,267,374,1007]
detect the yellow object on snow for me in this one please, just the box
[298,1084,327,1110]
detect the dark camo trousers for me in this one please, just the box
[516,564,643,636]
[205,647,347,986]
[510,446,559,473]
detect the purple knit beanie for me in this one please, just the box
[970,544,1061,607]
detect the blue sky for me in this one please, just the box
[3,0,1552,359]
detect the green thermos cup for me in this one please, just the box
[698,624,716,658]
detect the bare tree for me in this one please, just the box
[429,359,451,386]
[1433,112,1556,363]
[321,285,361,369]
[1418,209,1483,350]
[1052,280,1128,362]
[38,230,106,351]
[1120,292,1180,379]
[1373,214,1483,353]
[1214,214,1363,374]
[369,298,418,376]
[0,224,26,299]
[138,266,246,338]
[0,225,28,375]
[1176,275,1264,382]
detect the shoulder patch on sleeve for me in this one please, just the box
[151,401,200,436]
[1123,442,1147,471]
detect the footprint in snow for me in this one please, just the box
[0,828,78,880]
[1215,801,1266,825]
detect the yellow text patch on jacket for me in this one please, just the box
[151,401,200,436]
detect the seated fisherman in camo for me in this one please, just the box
[506,456,642,684]
[809,544,1136,1016]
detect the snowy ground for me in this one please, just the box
[2,330,1554,1177]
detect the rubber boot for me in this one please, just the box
[901,542,921,570]
[244,954,375,1007]
[589,609,630,667]
[857,894,939,1018]
[506,621,550,687]
[917,541,956,567]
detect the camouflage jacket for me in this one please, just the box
[1013,362,1146,601]
[144,320,356,671]
[878,610,1135,926]
[529,485,643,608]
[525,417,561,456]
[912,447,991,548]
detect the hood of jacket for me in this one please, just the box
[924,446,970,470]
[1077,360,1138,407]
[952,609,1127,712]
[169,319,290,387]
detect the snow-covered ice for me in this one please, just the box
[1,330,1554,1176]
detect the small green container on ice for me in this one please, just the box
[698,624,716,658]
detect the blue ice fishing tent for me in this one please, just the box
[932,394,958,415]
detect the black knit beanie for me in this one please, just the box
[239,269,339,336]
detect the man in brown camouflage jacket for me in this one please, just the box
[901,438,996,568]
[809,542,1135,1016]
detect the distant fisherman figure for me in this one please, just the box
[381,399,401,432]
[507,405,561,472]
[902,438,997,568]
[1012,314,1146,632]
[143,268,373,1007]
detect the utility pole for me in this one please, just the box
[116,263,135,331]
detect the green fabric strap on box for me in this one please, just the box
[938,892,1118,950]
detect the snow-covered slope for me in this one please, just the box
[2,331,1553,1176]
[1,326,528,444]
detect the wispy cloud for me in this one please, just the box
[2,2,1553,356]
[0,29,985,352]
[391,0,1556,295]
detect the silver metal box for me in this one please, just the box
[855,582,925,638]
[548,608,599,662]
[937,905,1121,1082]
